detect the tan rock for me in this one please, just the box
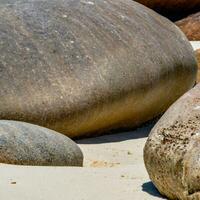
[176,12,200,41]
[144,84,200,199]
[195,49,200,82]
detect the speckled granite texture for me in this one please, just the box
[144,84,200,200]
[0,120,83,166]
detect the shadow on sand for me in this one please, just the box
[142,181,166,199]
[77,118,158,144]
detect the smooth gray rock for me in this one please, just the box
[144,84,200,200]
[0,0,197,138]
[0,120,83,166]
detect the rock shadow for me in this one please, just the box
[142,181,166,199]
[76,119,158,144]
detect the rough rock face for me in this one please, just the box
[0,0,197,138]
[134,0,200,20]
[144,84,200,200]
[0,120,83,166]
[176,12,200,41]
[195,49,200,83]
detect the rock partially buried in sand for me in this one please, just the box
[176,12,200,41]
[0,120,83,166]
[0,0,197,138]
[195,49,200,82]
[144,84,200,200]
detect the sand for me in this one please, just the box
[190,41,200,50]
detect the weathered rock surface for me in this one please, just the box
[144,84,200,199]
[176,12,200,41]
[0,120,83,166]
[195,49,200,83]
[134,0,200,20]
[0,0,197,138]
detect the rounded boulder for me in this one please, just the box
[0,120,83,166]
[144,84,200,200]
[0,0,197,138]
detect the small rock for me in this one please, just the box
[0,120,83,166]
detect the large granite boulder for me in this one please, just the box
[0,0,197,138]
[176,12,200,41]
[0,120,83,166]
[144,84,200,199]
[134,0,200,20]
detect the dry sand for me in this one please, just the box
[190,41,200,50]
